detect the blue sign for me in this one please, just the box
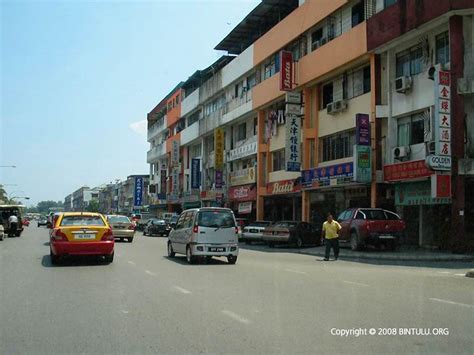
[191,159,201,189]
[134,177,144,206]
[301,162,354,188]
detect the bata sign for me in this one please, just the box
[267,179,301,195]
[228,184,256,201]
[279,51,293,91]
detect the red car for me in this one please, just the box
[22,219,30,227]
[49,212,114,265]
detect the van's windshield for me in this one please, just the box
[198,211,235,228]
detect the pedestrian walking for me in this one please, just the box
[8,213,18,235]
[321,213,341,261]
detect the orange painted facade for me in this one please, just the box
[166,89,183,128]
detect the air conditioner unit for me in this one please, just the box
[393,146,411,160]
[395,76,413,93]
[333,99,348,112]
[327,103,335,115]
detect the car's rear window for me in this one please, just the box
[198,211,235,228]
[250,221,271,227]
[107,216,130,224]
[60,215,105,226]
[360,209,387,220]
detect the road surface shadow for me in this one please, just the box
[43,242,50,246]
[163,255,231,266]
[41,255,112,268]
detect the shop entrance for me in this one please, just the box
[264,196,301,222]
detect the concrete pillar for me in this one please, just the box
[449,15,466,251]
[370,53,378,208]
[256,109,267,220]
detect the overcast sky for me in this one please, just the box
[1,0,260,205]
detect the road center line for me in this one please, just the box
[437,271,450,274]
[145,270,156,276]
[454,273,466,276]
[173,286,192,294]
[221,310,251,324]
[429,298,474,309]
[127,261,136,266]
[284,268,307,275]
[343,280,370,287]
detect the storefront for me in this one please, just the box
[301,162,371,224]
[227,184,257,220]
[181,192,201,210]
[385,160,452,247]
[264,178,302,221]
[200,190,223,208]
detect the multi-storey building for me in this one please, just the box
[64,194,73,212]
[146,0,474,250]
[70,186,100,211]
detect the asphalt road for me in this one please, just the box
[1,225,473,355]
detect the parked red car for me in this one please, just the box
[22,219,30,227]
[337,208,406,251]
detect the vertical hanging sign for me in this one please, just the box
[171,140,180,167]
[279,51,293,92]
[214,128,224,170]
[434,70,452,158]
[191,158,201,189]
[285,115,301,171]
[134,177,144,207]
[355,113,371,145]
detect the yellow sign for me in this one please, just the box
[214,128,224,169]
[230,167,256,186]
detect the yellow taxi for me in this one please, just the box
[49,212,114,265]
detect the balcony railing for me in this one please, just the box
[199,109,224,136]
[147,115,167,142]
[180,122,200,145]
[147,143,166,163]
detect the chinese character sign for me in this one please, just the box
[434,70,451,158]
[172,140,180,166]
[214,128,224,170]
[353,145,372,183]
[285,115,301,171]
[191,159,201,189]
[134,177,144,207]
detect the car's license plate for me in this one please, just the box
[379,235,395,239]
[250,229,258,233]
[209,247,225,252]
[74,234,95,240]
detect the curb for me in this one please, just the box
[297,250,474,262]
[466,270,474,278]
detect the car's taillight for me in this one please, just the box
[51,229,67,241]
[235,227,239,235]
[365,223,371,232]
[193,225,199,234]
[101,228,114,241]
[128,224,135,230]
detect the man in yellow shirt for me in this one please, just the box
[321,213,341,261]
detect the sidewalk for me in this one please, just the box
[296,245,474,262]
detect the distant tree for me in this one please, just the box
[0,185,7,203]
[87,199,100,212]
[36,200,61,214]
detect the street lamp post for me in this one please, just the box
[0,165,16,168]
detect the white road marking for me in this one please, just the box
[145,270,156,276]
[437,271,450,274]
[116,253,122,257]
[121,310,129,314]
[173,286,192,294]
[343,280,370,287]
[284,268,307,275]
[127,261,136,266]
[429,298,474,309]
[221,310,251,324]
[454,273,466,276]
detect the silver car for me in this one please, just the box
[106,215,135,243]
[241,221,273,244]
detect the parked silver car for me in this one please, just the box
[106,215,135,243]
[241,221,273,244]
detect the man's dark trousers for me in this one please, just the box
[325,238,339,259]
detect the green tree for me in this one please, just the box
[0,185,7,203]
[87,199,100,212]
[36,200,61,214]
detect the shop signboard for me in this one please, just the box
[425,155,451,171]
[355,113,371,146]
[383,160,433,182]
[171,140,180,167]
[228,141,257,161]
[230,167,256,186]
[279,50,293,91]
[266,179,301,195]
[238,202,253,214]
[228,184,256,201]
[160,170,167,194]
[191,158,201,189]
[215,170,223,189]
[285,115,301,171]
[431,173,451,199]
[134,177,144,207]
[301,162,353,189]
[214,127,224,170]
[434,69,452,159]
[353,145,372,183]
[171,168,179,193]
[395,181,451,206]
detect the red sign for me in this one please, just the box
[279,51,293,91]
[384,160,434,182]
[431,174,451,198]
[439,71,450,86]
[266,179,301,195]
[228,184,256,201]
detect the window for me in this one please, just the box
[197,210,235,228]
[253,117,258,136]
[247,73,257,89]
[396,46,423,77]
[309,139,316,168]
[272,149,285,171]
[60,215,105,226]
[322,82,333,109]
[436,31,450,65]
[384,0,397,8]
[234,83,240,98]
[363,66,371,93]
[237,122,246,141]
[311,28,323,51]
[352,2,364,27]
[321,131,355,162]
[397,113,426,146]
[263,54,279,80]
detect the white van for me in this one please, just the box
[167,208,239,264]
